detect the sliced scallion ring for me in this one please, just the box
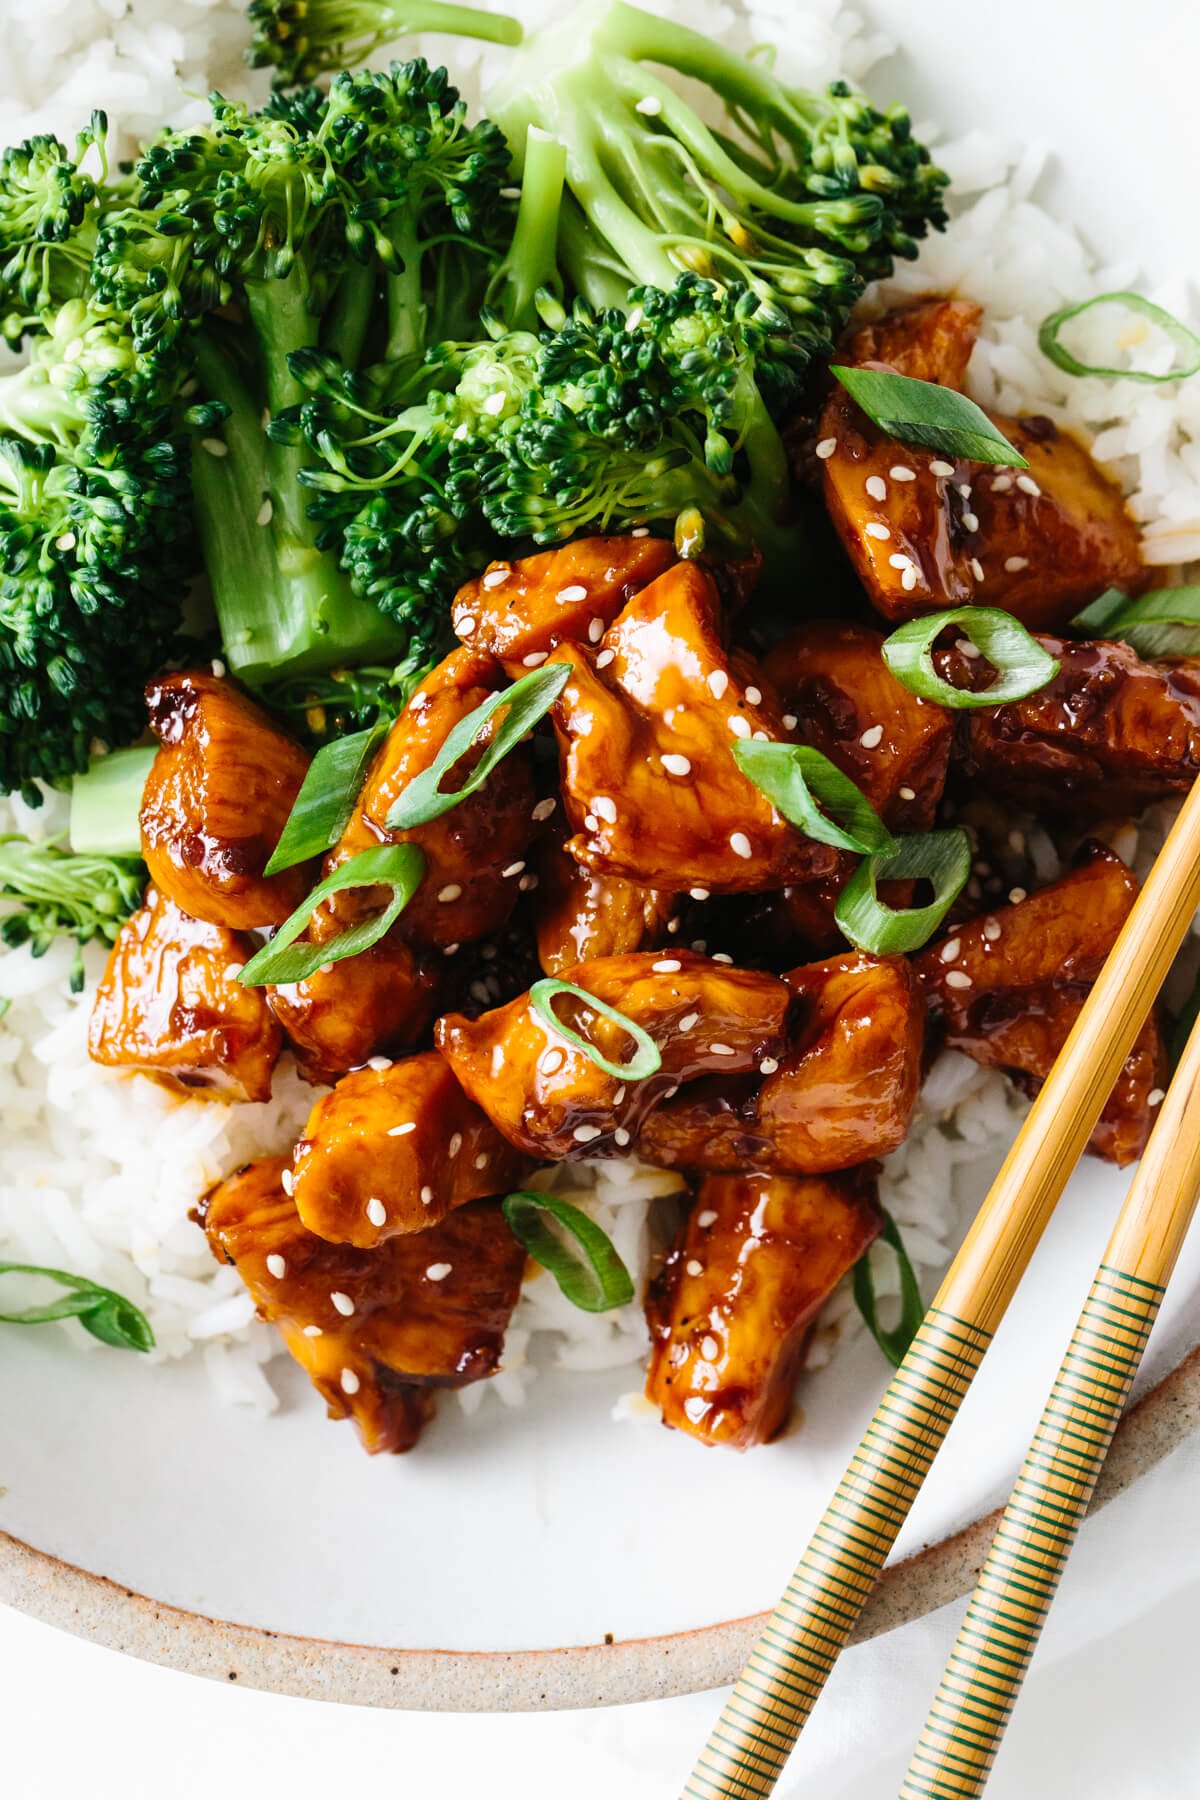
[1038,292,1200,385]
[501,1191,635,1313]
[882,606,1060,709]
[386,663,569,831]
[732,740,898,857]
[830,365,1028,467]
[529,977,662,1082]
[237,843,425,987]
[852,1212,925,1368]
[1072,584,1200,660]
[265,720,387,876]
[834,827,971,955]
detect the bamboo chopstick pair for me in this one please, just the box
[684,773,1200,1800]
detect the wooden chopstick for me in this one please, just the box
[899,1004,1200,1799]
[683,775,1200,1800]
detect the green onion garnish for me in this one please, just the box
[501,1192,635,1313]
[237,843,425,987]
[386,663,570,831]
[0,1261,154,1352]
[852,1212,925,1367]
[1072,584,1200,660]
[834,827,972,955]
[882,606,1060,709]
[732,741,898,857]
[830,366,1029,467]
[1038,292,1200,385]
[529,977,663,1082]
[264,721,387,876]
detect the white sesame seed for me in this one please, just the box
[678,1012,700,1033]
[596,648,616,670]
[983,919,1002,943]
[890,465,917,482]
[729,715,752,739]
[956,483,972,499]
[540,1047,567,1076]
[930,460,955,478]
[901,565,918,592]
[303,1325,322,1337]
[442,943,460,957]
[866,475,888,502]
[223,961,244,982]
[1016,474,1041,497]
[707,669,729,701]
[888,553,911,570]
[331,1291,355,1316]
[501,860,526,878]
[437,883,463,903]
[523,650,549,668]
[482,566,510,589]
[815,436,838,460]
[865,522,891,540]
[573,1124,603,1143]
[281,1168,295,1197]
[782,714,798,731]
[474,1152,489,1170]
[696,1210,717,1229]
[366,1198,387,1227]
[1004,556,1030,573]
[585,813,600,833]
[613,1087,626,1105]
[340,1368,360,1394]
[55,531,77,551]
[531,797,557,822]
[961,511,980,533]
[1008,828,1026,854]
[940,937,962,962]
[1148,1087,1166,1107]
[318,962,335,977]
[631,526,650,537]
[991,473,1014,493]
[420,1186,434,1205]
[266,1254,287,1279]
[759,1057,780,1076]
[556,583,588,604]
[729,832,753,860]
[367,1055,392,1072]
[593,795,618,823]
[689,887,710,901]
[970,558,985,582]
[458,614,477,637]
[587,616,605,643]
[635,94,662,115]
[667,916,682,934]
[752,729,770,742]
[499,186,522,200]
[201,438,228,458]
[653,958,682,973]
[482,391,506,416]
[899,785,916,801]
[699,1334,720,1361]
[210,658,226,679]
[711,952,733,965]
[426,1262,453,1282]
[387,1121,416,1137]
[662,753,692,776]
[958,639,982,659]
[860,724,884,749]
[709,1043,735,1056]
[685,1259,704,1277]
[1008,886,1028,904]
[519,872,539,892]
[449,1133,463,1158]
[945,971,973,991]
[745,686,762,707]
[614,1128,632,1148]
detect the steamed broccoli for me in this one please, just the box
[247,0,523,89]
[0,833,144,991]
[0,112,122,347]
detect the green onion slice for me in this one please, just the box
[386,663,570,831]
[237,844,425,987]
[1038,292,1200,384]
[732,741,898,857]
[501,1192,635,1313]
[265,721,387,876]
[529,977,663,1083]
[830,366,1028,467]
[0,1261,154,1352]
[1073,584,1200,660]
[835,827,972,955]
[852,1212,925,1368]
[882,606,1060,709]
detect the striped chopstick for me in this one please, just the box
[899,1004,1200,1799]
[684,775,1200,1800]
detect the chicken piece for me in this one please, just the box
[198,1157,525,1455]
[764,620,952,831]
[640,952,923,1175]
[316,646,536,951]
[959,637,1200,819]
[139,670,312,931]
[645,1169,884,1449]
[291,1051,529,1248]
[915,845,1168,1165]
[89,884,280,1102]
[451,534,676,674]
[819,299,1144,629]
[436,951,791,1161]
[266,935,440,1085]
[549,560,837,893]
[534,828,675,976]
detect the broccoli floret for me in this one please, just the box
[247,0,523,88]
[0,112,125,348]
[262,655,435,744]
[0,833,144,992]
[0,301,212,803]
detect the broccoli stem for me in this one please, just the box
[69,744,157,856]
[485,126,567,331]
[384,216,427,364]
[321,261,377,370]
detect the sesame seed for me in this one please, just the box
[201,438,228,458]
[1008,886,1028,904]
[708,670,729,701]
[340,1369,360,1395]
[815,437,838,460]
[482,391,506,416]
[961,511,980,533]
[940,937,962,962]
[474,1152,489,1170]
[865,522,891,540]
[1004,555,1030,572]
[653,958,682,973]
[945,970,973,990]
[685,1259,704,1277]
[540,1047,567,1076]
[635,94,662,115]
[281,1168,295,1197]
[593,795,617,823]
[782,713,798,731]
[1148,1087,1166,1107]
[331,1291,355,1316]
[729,832,753,860]
[860,724,884,749]
[727,714,752,741]
[678,1012,699,1032]
[387,1121,416,1137]
[573,1124,603,1143]
[303,1325,322,1337]
[482,566,510,589]
[959,639,982,659]
[419,1186,434,1206]
[556,583,587,603]
[700,1334,720,1361]
[442,943,460,957]
[711,952,733,965]
[532,797,557,822]
[689,887,710,900]
[983,919,1002,943]
[56,531,77,551]
[519,873,539,891]
[662,753,691,777]
[501,860,526,878]
[888,553,911,570]
[587,616,605,643]
[223,961,244,982]
[613,1087,626,1104]
[367,1055,392,1072]
[691,941,707,953]
[499,186,522,200]
[991,473,1014,492]
[890,465,917,482]
[709,1043,735,1057]
[523,650,549,668]
[901,565,918,592]
[899,785,916,801]
[266,1254,287,1279]
[956,483,972,499]
[210,658,226,679]
[614,1128,632,1148]
[426,1262,453,1283]
[596,648,616,669]
[585,813,600,833]
[631,526,650,537]
[449,1133,463,1158]
[1016,474,1041,497]
[970,558,985,582]
[697,1210,717,1228]
[438,883,463,904]
[667,916,681,934]
[745,686,762,707]
[930,460,955,478]
[866,475,888,502]
[1008,828,1026,854]
[366,1198,387,1227]
[458,614,477,637]
[759,1057,780,1076]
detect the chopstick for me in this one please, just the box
[899,1004,1200,1799]
[683,774,1200,1800]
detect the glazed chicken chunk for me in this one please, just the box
[452,534,676,674]
[640,952,924,1175]
[265,936,440,1086]
[818,299,1144,629]
[89,884,281,1102]
[436,951,791,1160]
[198,1157,526,1454]
[916,844,1167,1165]
[548,560,838,893]
[139,670,312,931]
[534,827,675,976]
[958,636,1200,818]
[291,1051,529,1248]
[645,1169,884,1449]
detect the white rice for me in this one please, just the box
[0,0,1197,1428]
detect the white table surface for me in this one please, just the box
[6,1428,1199,1800]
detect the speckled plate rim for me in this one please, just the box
[3,1340,1198,1711]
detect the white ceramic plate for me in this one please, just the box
[3,0,1198,1710]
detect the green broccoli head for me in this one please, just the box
[0,111,118,347]
[0,833,144,991]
